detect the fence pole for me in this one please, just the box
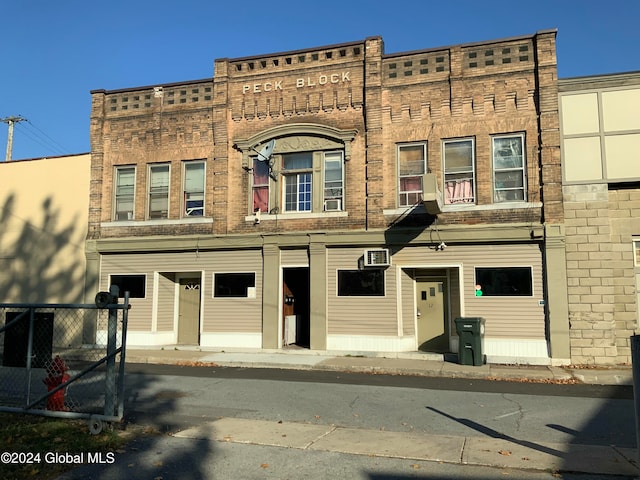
[25,308,35,405]
[117,292,130,420]
[104,285,120,417]
[631,335,640,464]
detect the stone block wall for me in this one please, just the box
[564,184,639,364]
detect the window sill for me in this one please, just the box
[102,217,214,228]
[245,211,348,222]
[442,201,542,212]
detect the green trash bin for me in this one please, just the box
[454,317,485,366]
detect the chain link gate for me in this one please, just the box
[0,289,130,433]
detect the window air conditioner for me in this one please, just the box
[324,199,342,211]
[422,173,443,215]
[363,249,390,267]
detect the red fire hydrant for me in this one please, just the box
[43,356,70,411]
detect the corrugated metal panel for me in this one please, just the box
[393,243,545,339]
[327,248,398,336]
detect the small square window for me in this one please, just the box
[389,63,396,69]
[436,57,444,63]
[404,61,412,67]
[468,52,477,59]
[389,72,397,78]
[420,58,428,64]
[485,50,494,56]
[502,48,511,54]
[502,58,512,64]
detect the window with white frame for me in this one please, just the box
[109,274,146,298]
[443,139,475,204]
[214,272,256,298]
[148,164,170,219]
[283,152,313,212]
[634,240,640,267]
[323,151,344,211]
[493,134,526,202]
[398,143,427,207]
[475,267,533,296]
[183,161,205,216]
[337,269,385,296]
[251,146,346,215]
[114,166,135,221]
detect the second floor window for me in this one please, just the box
[283,152,313,212]
[398,143,427,207]
[323,151,344,211]
[444,139,475,204]
[493,134,526,202]
[253,158,270,213]
[184,161,205,216]
[148,164,169,219]
[114,166,135,221]
[251,146,346,215]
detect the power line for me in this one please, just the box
[24,119,70,153]
[14,122,68,156]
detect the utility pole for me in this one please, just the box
[1,115,27,161]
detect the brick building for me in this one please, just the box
[88,30,567,364]
[559,71,640,364]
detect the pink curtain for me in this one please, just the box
[253,187,269,213]
[445,179,474,204]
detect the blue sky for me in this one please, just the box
[1,0,638,161]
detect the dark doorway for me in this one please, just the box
[282,267,310,348]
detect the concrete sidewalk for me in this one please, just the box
[120,348,639,477]
[174,417,639,477]
[125,347,634,386]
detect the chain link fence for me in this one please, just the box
[0,295,129,428]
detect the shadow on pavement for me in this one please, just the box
[57,373,215,480]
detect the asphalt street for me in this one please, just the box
[57,364,638,479]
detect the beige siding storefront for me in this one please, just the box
[99,249,263,346]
